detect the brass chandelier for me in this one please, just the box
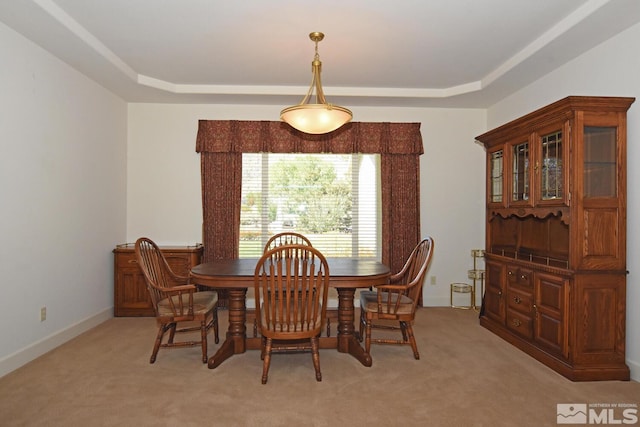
[280,32,352,134]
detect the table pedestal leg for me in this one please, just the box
[336,288,372,367]
[207,288,247,369]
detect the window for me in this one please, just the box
[240,153,381,259]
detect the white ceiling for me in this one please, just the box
[2,0,640,108]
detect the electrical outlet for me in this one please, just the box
[430,276,437,285]
[40,306,46,322]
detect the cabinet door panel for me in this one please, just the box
[583,125,617,198]
[534,121,569,207]
[483,260,505,323]
[116,267,153,312]
[538,128,564,202]
[573,275,626,365]
[114,252,154,316]
[534,272,568,358]
[488,148,505,206]
[510,140,532,206]
[579,207,623,270]
[535,314,564,354]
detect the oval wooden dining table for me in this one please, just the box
[190,258,390,369]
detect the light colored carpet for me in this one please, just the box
[0,307,638,426]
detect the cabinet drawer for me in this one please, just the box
[506,288,533,314]
[116,251,139,265]
[116,250,193,275]
[506,265,533,289]
[506,309,533,340]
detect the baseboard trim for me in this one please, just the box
[422,296,454,307]
[0,307,113,378]
[628,358,640,382]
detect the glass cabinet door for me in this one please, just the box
[511,142,529,202]
[540,130,563,200]
[489,149,503,203]
[583,127,617,198]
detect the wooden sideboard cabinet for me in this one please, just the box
[113,243,204,317]
[476,96,634,381]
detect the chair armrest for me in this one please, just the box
[373,284,408,314]
[163,284,196,295]
[166,272,191,288]
[172,273,190,282]
[388,271,404,284]
[161,284,196,317]
[376,283,408,292]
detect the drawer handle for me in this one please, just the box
[520,274,527,280]
[511,318,522,327]
[128,259,138,264]
[513,296,521,304]
[508,271,514,276]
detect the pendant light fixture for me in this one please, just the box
[280,32,352,134]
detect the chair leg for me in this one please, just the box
[246,309,258,338]
[150,324,167,364]
[167,323,177,344]
[400,321,409,342]
[213,307,220,344]
[358,310,365,342]
[311,337,322,382]
[402,321,420,360]
[200,319,208,364]
[262,337,273,384]
[364,315,372,355]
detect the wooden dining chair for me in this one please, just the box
[135,237,219,364]
[263,231,312,252]
[358,237,434,359]
[254,244,330,384]
[263,231,337,337]
[247,232,314,337]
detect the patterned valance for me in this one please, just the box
[196,121,423,155]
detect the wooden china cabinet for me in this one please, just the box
[113,244,203,316]
[476,96,634,381]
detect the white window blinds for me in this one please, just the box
[240,153,381,259]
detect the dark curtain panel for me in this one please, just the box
[381,153,422,276]
[196,120,423,278]
[199,151,241,261]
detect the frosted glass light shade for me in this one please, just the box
[280,104,352,134]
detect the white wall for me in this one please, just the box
[0,22,128,377]
[486,22,640,381]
